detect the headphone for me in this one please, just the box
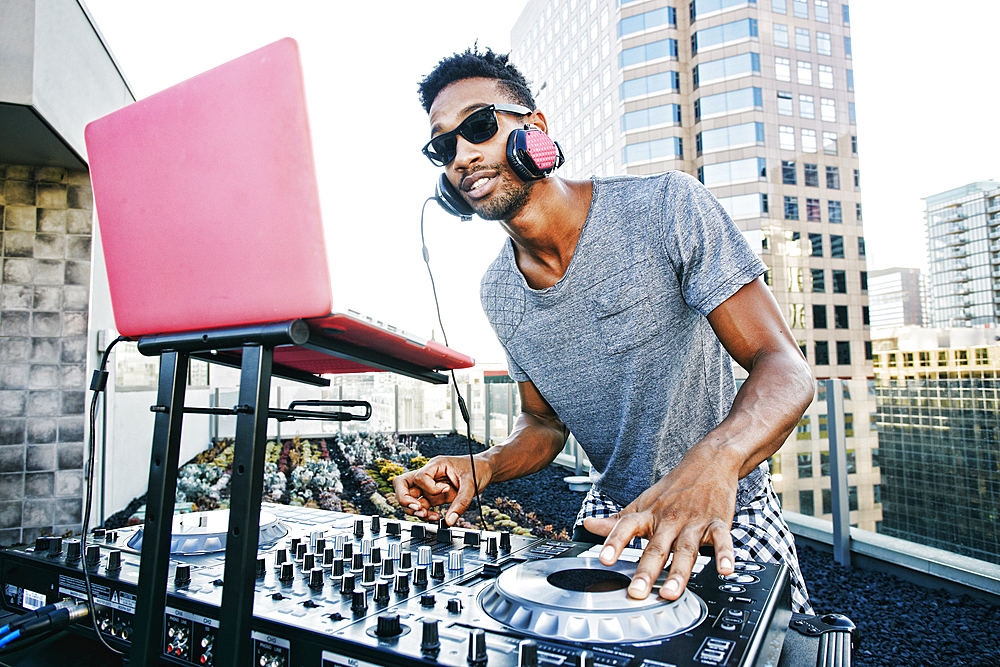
[435,125,565,220]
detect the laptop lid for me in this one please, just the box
[86,38,332,337]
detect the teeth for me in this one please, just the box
[471,177,490,190]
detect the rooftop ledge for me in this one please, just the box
[785,511,1000,604]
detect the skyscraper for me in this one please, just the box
[869,267,929,329]
[924,181,1000,328]
[511,0,879,529]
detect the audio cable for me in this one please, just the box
[81,334,131,657]
[0,602,89,650]
[421,197,487,531]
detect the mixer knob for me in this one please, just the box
[414,566,428,586]
[296,542,308,560]
[274,548,288,567]
[341,574,356,595]
[387,542,401,561]
[256,557,266,579]
[375,613,401,637]
[331,558,345,579]
[400,551,413,570]
[354,518,365,538]
[105,531,116,544]
[500,532,511,551]
[386,521,401,536]
[352,553,364,572]
[65,539,81,562]
[437,526,452,544]
[342,542,354,560]
[431,560,445,580]
[420,593,436,607]
[314,537,326,554]
[84,545,100,567]
[323,547,336,566]
[279,562,294,583]
[448,550,464,571]
[464,531,481,548]
[467,628,487,665]
[35,536,49,553]
[174,563,191,587]
[370,515,381,534]
[93,528,106,539]
[362,564,376,586]
[375,580,390,604]
[518,640,538,667]
[576,650,594,667]
[308,567,325,589]
[381,558,395,579]
[421,619,441,652]
[333,533,347,553]
[351,588,368,613]
[447,598,463,614]
[417,546,432,567]
[47,537,63,556]
[394,571,409,594]
[302,553,315,572]
[486,536,499,556]
[106,549,121,572]
[310,530,324,549]
[361,538,372,557]
[410,525,425,540]
[371,546,382,565]
[289,537,301,554]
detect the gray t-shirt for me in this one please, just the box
[480,171,769,510]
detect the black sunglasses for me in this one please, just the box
[422,103,532,167]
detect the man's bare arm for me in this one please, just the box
[392,380,569,524]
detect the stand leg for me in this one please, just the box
[130,351,189,666]
[215,344,273,667]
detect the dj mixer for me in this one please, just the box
[0,505,794,667]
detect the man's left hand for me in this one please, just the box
[582,441,739,601]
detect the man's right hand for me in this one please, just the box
[392,455,493,526]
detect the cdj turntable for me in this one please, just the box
[1,505,792,667]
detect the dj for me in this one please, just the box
[393,47,814,614]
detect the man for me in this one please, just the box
[393,48,815,614]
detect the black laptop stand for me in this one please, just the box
[125,319,449,667]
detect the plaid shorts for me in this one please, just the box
[574,477,813,614]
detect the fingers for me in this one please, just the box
[595,510,646,568]
[391,460,459,520]
[582,515,617,538]
[706,518,735,576]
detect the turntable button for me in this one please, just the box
[420,593,436,607]
[421,619,441,652]
[464,531,481,548]
[467,628,487,664]
[447,598,463,614]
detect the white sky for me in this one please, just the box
[82,0,1000,366]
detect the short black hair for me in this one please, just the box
[418,46,535,114]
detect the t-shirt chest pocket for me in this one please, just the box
[587,264,662,355]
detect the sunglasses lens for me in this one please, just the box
[425,136,456,166]
[459,108,499,144]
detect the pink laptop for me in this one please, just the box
[86,38,473,374]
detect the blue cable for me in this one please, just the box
[0,629,21,649]
[0,624,8,636]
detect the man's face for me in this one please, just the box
[427,78,534,221]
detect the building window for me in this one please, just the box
[815,341,830,365]
[776,56,792,81]
[799,489,814,515]
[860,271,867,291]
[823,131,838,154]
[865,341,873,360]
[618,6,676,38]
[692,18,759,54]
[832,269,846,292]
[938,350,948,365]
[806,197,821,221]
[788,267,804,292]
[847,69,855,91]
[777,91,794,115]
[694,52,761,88]
[822,489,832,515]
[957,350,969,366]
[699,157,767,186]
[853,169,860,188]
[795,27,810,51]
[799,340,808,358]
[774,23,789,47]
[816,31,832,55]
[851,135,858,154]
[718,193,769,219]
[802,128,817,153]
[820,450,831,476]
[820,98,836,122]
[620,71,680,99]
[858,236,866,256]
[873,484,881,505]
[862,306,869,326]
[798,452,813,478]
[619,38,679,68]
[623,137,684,164]
[793,0,808,18]
[826,166,840,189]
[889,353,897,367]
[834,305,848,329]
[976,348,989,365]
[818,64,834,89]
[815,0,830,21]
[844,36,852,57]
[784,196,800,220]
[797,60,813,85]
[804,163,819,186]
[813,304,827,328]
[790,303,806,328]
[797,416,811,439]
[809,232,823,256]
[621,104,682,132]
[782,160,797,184]
[811,268,825,292]
[697,121,764,154]
[830,234,843,257]
[919,351,931,367]
[779,125,795,150]
[799,94,815,119]
[695,86,763,120]
[773,0,787,13]
[837,341,851,365]
[842,3,850,24]
[829,201,843,224]
[903,352,914,367]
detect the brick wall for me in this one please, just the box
[0,164,93,546]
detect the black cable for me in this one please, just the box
[421,197,487,531]
[0,603,88,651]
[82,335,130,657]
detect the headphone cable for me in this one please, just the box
[420,197,487,531]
